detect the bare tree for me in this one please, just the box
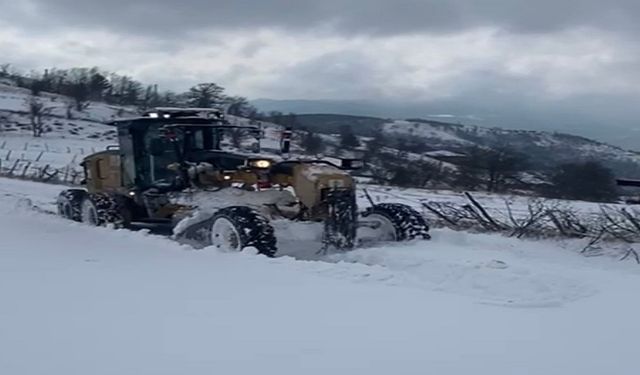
[187,83,225,108]
[550,161,618,202]
[228,128,246,148]
[339,125,360,149]
[300,130,326,156]
[0,63,13,78]
[455,146,527,192]
[227,96,258,118]
[25,96,53,137]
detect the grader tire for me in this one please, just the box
[362,203,430,241]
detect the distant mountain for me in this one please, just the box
[286,114,388,135]
[251,98,640,151]
[383,118,640,176]
[284,113,640,178]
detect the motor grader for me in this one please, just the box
[56,108,430,256]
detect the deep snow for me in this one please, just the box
[1,177,640,375]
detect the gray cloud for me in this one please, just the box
[3,0,640,148]
[5,0,640,37]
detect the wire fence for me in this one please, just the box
[0,141,85,185]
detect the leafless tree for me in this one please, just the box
[25,96,53,137]
[0,63,11,77]
[228,128,246,149]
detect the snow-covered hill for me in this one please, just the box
[0,84,140,181]
[384,118,640,175]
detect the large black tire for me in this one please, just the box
[176,206,278,257]
[80,192,132,228]
[57,189,87,221]
[361,203,431,241]
[323,189,357,250]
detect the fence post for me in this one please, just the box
[35,151,44,162]
[40,164,49,179]
[5,150,11,161]
[8,159,19,175]
[23,142,28,151]
[21,162,31,177]
[0,140,5,149]
[45,143,49,152]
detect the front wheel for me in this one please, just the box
[209,207,278,257]
[176,206,278,257]
[360,203,430,242]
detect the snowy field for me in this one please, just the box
[1,177,640,374]
[0,83,130,180]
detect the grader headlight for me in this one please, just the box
[248,159,272,169]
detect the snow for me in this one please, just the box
[300,163,348,181]
[424,150,466,157]
[1,177,640,374]
[171,188,297,235]
[383,119,472,145]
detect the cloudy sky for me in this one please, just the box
[2,1,640,145]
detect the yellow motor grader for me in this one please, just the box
[56,108,430,256]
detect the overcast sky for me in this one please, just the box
[2,0,640,144]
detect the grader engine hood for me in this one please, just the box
[292,163,355,212]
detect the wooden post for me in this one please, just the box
[8,159,19,175]
[21,162,31,177]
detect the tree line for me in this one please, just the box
[0,63,257,116]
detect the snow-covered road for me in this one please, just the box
[1,177,640,375]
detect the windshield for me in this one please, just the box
[184,127,219,151]
[181,126,260,153]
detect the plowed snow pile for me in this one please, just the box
[1,177,640,375]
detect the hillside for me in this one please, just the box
[4,82,640,189]
[293,113,640,178]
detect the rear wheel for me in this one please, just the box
[57,189,87,221]
[360,203,430,242]
[79,193,132,228]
